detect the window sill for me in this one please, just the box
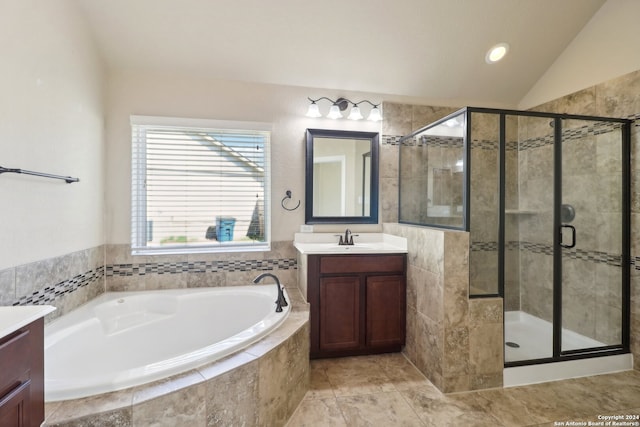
[132,243,271,256]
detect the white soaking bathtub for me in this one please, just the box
[44,285,290,401]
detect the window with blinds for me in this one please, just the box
[131,116,271,254]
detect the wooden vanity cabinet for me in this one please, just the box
[0,318,44,427]
[308,254,406,359]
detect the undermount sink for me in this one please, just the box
[293,233,407,254]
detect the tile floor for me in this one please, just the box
[286,353,640,426]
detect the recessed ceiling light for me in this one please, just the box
[486,42,509,64]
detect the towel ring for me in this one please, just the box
[281,190,300,211]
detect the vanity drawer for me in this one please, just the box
[319,255,405,275]
[0,329,31,393]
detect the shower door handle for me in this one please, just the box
[559,224,576,249]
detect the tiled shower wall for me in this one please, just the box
[0,242,299,319]
[511,116,626,346]
[383,67,640,372]
[398,133,465,228]
[528,71,640,363]
[380,103,459,224]
[467,113,514,297]
[382,104,503,392]
[383,223,503,392]
[465,111,626,347]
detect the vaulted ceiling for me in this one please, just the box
[73,0,606,107]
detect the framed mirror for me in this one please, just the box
[305,129,379,224]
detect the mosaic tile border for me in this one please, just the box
[13,266,105,306]
[471,139,498,150]
[626,113,640,123]
[470,241,498,251]
[382,135,402,146]
[11,258,297,306]
[470,139,519,151]
[500,121,623,151]
[106,258,297,276]
[471,240,627,268]
[390,118,626,152]
[400,135,464,148]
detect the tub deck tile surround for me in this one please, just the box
[0,268,15,306]
[43,290,309,427]
[201,353,260,426]
[3,241,299,324]
[105,242,299,294]
[4,246,106,320]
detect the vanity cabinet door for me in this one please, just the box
[319,276,362,353]
[309,253,406,358]
[0,380,31,427]
[0,318,44,427]
[366,275,406,348]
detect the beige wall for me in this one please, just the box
[104,70,383,245]
[4,0,638,273]
[2,0,639,369]
[0,0,105,271]
[520,0,640,109]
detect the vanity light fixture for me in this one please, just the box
[327,104,344,119]
[306,100,322,118]
[485,42,510,64]
[306,97,382,122]
[347,104,364,120]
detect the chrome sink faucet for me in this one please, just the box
[253,273,288,312]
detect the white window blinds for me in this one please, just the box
[131,117,271,254]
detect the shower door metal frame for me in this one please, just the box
[470,107,635,368]
[551,116,632,361]
[399,106,631,367]
[397,109,470,231]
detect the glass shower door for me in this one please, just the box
[504,115,628,364]
[559,119,625,353]
[504,115,556,363]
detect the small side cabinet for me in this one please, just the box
[0,318,45,427]
[308,254,406,359]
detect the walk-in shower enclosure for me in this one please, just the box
[399,107,631,367]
